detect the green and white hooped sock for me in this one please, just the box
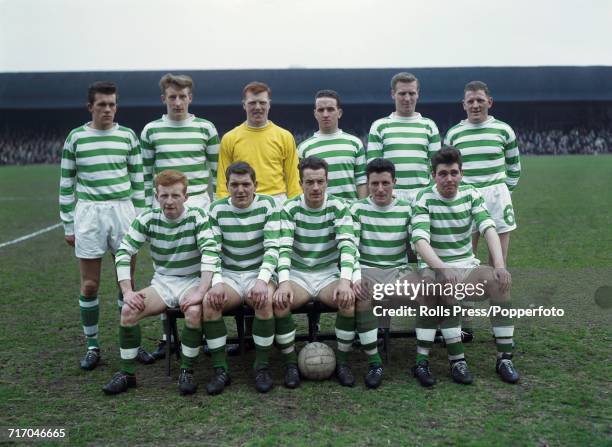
[202,319,227,370]
[253,316,275,369]
[79,294,99,350]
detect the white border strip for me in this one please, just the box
[0,223,62,249]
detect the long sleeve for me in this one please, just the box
[410,192,431,245]
[334,203,356,280]
[350,203,362,283]
[140,126,155,208]
[504,127,521,192]
[277,206,295,283]
[354,140,367,186]
[205,125,221,193]
[259,206,280,283]
[115,211,150,281]
[427,120,442,159]
[59,133,77,235]
[366,121,383,161]
[195,211,221,273]
[127,131,146,213]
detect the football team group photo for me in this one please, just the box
[61,72,522,397]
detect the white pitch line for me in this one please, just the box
[0,223,62,249]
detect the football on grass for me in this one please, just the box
[298,342,336,380]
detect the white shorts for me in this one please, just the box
[362,266,414,289]
[151,273,200,308]
[222,269,260,301]
[421,258,481,283]
[153,193,210,212]
[74,200,135,259]
[290,266,339,299]
[421,258,480,282]
[474,183,516,234]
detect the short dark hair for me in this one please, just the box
[299,156,328,181]
[226,161,256,184]
[464,80,491,97]
[315,89,341,108]
[366,158,396,180]
[88,81,117,104]
[391,72,419,91]
[431,146,462,174]
[242,81,271,100]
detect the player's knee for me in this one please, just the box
[255,305,273,319]
[202,304,221,321]
[81,279,99,297]
[338,304,355,317]
[355,298,372,312]
[120,305,139,325]
[273,305,289,318]
[184,305,202,326]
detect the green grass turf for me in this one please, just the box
[0,157,611,446]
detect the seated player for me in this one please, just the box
[201,162,279,395]
[102,170,219,395]
[273,156,382,389]
[351,158,419,388]
[411,147,519,386]
[140,73,221,360]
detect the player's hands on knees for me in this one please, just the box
[352,279,368,301]
[205,284,226,312]
[180,290,204,313]
[64,235,75,247]
[273,282,293,310]
[334,279,355,309]
[438,267,460,287]
[248,279,269,310]
[124,290,146,312]
[494,267,512,293]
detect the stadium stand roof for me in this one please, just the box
[1,66,611,109]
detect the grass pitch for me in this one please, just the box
[0,157,610,446]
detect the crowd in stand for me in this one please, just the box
[514,127,612,155]
[1,124,611,165]
[0,127,64,165]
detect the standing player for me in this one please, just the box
[367,72,441,203]
[444,81,521,340]
[298,89,367,201]
[273,157,383,389]
[59,81,147,371]
[141,73,220,210]
[140,73,220,360]
[411,147,519,386]
[103,170,219,395]
[201,162,280,394]
[216,81,301,205]
[444,81,520,263]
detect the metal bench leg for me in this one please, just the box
[383,327,390,364]
[166,311,181,376]
[236,311,245,357]
[165,312,172,376]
